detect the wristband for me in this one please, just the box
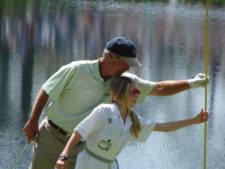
[59,154,69,161]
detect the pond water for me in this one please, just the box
[0,1,225,169]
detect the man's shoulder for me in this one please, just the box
[63,60,98,73]
[69,59,98,67]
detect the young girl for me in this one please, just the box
[56,76,208,169]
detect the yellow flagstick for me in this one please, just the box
[204,0,209,169]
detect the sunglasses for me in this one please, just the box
[131,88,140,96]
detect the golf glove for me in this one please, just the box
[188,73,209,88]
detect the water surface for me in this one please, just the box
[0,1,225,169]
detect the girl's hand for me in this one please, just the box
[56,157,68,169]
[193,109,208,124]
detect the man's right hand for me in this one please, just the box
[23,118,39,144]
[23,89,49,143]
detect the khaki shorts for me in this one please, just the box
[29,118,85,169]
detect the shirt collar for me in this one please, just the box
[91,59,104,82]
[112,103,132,131]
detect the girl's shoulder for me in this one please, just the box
[94,103,118,117]
[95,103,112,109]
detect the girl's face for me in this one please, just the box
[127,82,140,108]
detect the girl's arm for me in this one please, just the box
[55,131,81,169]
[154,110,208,132]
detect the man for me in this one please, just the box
[24,36,208,169]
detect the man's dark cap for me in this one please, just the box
[106,37,141,67]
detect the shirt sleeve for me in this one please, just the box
[122,72,156,102]
[75,104,107,141]
[42,63,77,100]
[135,115,156,143]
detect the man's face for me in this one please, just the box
[109,56,130,76]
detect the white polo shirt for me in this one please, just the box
[75,103,156,169]
[42,59,156,133]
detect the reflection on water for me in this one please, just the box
[0,1,225,169]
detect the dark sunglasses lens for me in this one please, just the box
[132,89,140,96]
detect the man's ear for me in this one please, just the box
[108,52,116,60]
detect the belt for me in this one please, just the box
[48,120,69,136]
[85,147,119,169]
[85,147,115,163]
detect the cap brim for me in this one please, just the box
[121,57,142,67]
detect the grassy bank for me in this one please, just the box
[115,0,225,6]
[0,0,224,8]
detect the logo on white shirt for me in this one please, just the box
[98,139,112,151]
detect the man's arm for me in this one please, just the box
[149,73,208,96]
[23,88,49,143]
[149,80,190,96]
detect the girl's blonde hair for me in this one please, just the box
[110,76,141,138]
